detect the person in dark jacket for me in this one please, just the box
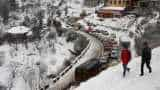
[140,41,152,76]
[121,45,131,77]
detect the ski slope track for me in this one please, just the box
[45,31,104,90]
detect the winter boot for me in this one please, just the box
[127,68,130,72]
[140,73,144,76]
[149,69,152,73]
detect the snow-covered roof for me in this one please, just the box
[101,6,126,11]
[7,26,30,34]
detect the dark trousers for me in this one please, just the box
[141,59,152,75]
[122,64,130,77]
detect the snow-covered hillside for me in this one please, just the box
[76,47,160,90]
[0,35,74,90]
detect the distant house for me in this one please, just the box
[106,0,138,8]
[97,0,139,18]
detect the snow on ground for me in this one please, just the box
[11,77,31,90]
[77,11,159,57]
[78,14,138,57]
[45,37,74,75]
[0,35,74,89]
[66,0,102,17]
[78,14,136,33]
[77,11,159,37]
[77,14,138,50]
[67,0,84,17]
[48,31,103,90]
[0,66,13,88]
[0,0,159,89]
[76,47,160,90]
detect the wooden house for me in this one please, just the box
[97,0,139,18]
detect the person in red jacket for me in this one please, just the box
[121,45,131,77]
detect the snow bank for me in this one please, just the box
[76,47,160,90]
[0,34,74,89]
[43,37,74,75]
[0,45,11,66]
[11,77,31,90]
[0,67,13,87]
[66,0,84,17]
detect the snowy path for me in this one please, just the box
[48,31,104,90]
[76,47,160,90]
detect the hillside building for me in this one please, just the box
[97,0,139,18]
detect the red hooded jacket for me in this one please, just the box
[121,49,131,64]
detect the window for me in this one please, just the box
[114,0,117,5]
[119,0,122,6]
[126,0,130,5]
[119,0,121,4]
[110,0,112,5]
